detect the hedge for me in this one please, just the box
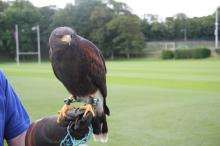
[216,48,220,55]
[161,47,211,59]
[161,50,174,59]
[191,48,210,58]
[174,49,191,59]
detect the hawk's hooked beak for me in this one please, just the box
[61,35,71,44]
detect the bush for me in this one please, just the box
[161,50,174,59]
[174,49,191,59]
[191,48,211,58]
[173,48,210,59]
[216,48,220,55]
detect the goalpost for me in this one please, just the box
[15,24,41,65]
[164,42,176,51]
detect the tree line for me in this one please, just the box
[0,0,219,60]
[142,13,216,41]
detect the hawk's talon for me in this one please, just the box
[80,104,95,117]
[57,104,72,123]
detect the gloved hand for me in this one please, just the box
[25,108,93,146]
[59,107,93,139]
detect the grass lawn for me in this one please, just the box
[0,59,220,146]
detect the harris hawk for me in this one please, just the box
[49,26,110,143]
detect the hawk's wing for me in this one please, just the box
[78,36,107,98]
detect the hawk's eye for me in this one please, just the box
[56,35,63,38]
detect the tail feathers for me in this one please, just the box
[104,104,110,116]
[92,114,108,143]
[93,133,108,143]
[104,100,110,116]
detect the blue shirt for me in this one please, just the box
[0,71,30,146]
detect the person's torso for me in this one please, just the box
[0,90,5,146]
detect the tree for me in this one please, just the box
[140,19,151,41]
[38,6,55,59]
[88,3,114,52]
[0,1,8,12]
[106,0,131,16]
[0,0,39,57]
[106,15,145,58]
[165,17,175,40]
[144,14,159,23]
[173,13,188,40]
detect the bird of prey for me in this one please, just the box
[49,26,110,142]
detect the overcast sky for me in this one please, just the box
[28,0,220,19]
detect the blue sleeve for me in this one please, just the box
[0,71,30,140]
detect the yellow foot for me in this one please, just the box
[57,104,72,123]
[80,104,95,117]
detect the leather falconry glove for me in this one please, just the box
[25,108,93,146]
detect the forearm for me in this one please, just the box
[25,116,66,146]
[7,131,27,146]
[25,109,92,146]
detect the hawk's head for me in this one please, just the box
[49,26,76,51]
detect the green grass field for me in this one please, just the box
[1,59,220,146]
